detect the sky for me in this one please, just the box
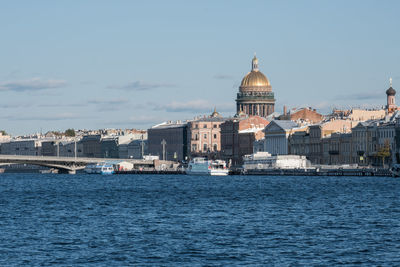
[0,0,399,135]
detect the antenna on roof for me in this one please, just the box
[390,77,393,87]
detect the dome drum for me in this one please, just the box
[236,91,275,101]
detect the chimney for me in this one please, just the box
[283,105,287,116]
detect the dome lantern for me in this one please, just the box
[252,54,259,71]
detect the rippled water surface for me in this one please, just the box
[1,174,400,266]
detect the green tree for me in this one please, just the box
[377,140,391,168]
[0,130,8,136]
[64,128,76,137]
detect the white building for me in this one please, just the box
[263,120,300,155]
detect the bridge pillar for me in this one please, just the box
[68,169,76,175]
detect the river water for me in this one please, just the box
[0,173,399,266]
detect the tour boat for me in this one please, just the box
[186,157,229,176]
[84,163,115,175]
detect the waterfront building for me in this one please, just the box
[0,139,46,156]
[307,120,353,164]
[288,131,310,156]
[321,132,352,165]
[235,55,275,117]
[80,135,102,158]
[351,121,377,166]
[101,133,140,158]
[263,120,304,155]
[220,115,269,166]
[42,139,84,157]
[377,123,396,165]
[147,121,188,161]
[118,139,148,159]
[187,109,227,159]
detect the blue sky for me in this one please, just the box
[0,0,399,135]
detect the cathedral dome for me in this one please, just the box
[240,55,271,88]
[241,71,270,87]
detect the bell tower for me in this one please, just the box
[386,77,396,113]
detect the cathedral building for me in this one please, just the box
[236,55,275,117]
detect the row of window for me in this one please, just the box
[193,133,218,140]
[353,130,395,138]
[191,144,218,152]
[194,124,219,129]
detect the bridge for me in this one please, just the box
[0,155,155,174]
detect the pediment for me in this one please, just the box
[264,121,284,132]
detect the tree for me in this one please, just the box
[64,128,76,137]
[0,130,8,136]
[377,140,391,168]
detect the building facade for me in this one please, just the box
[187,110,227,159]
[220,115,269,166]
[263,120,301,155]
[0,139,45,156]
[148,121,188,162]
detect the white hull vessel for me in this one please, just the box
[186,158,229,176]
[85,163,114,175]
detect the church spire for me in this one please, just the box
[252,53,259,71]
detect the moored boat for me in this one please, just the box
[186,157,229,176]
[389,164,400,177]
[84,163,115,175]
[242,152,311,174]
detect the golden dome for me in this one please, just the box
[240,55,270,87]
[241,71,270,87]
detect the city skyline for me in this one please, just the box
[0,1,399,135]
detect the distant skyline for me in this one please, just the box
[1,0,399,135]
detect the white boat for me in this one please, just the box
[84,163,114,175]
[186,157,229,176]
[389,164,400,177]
